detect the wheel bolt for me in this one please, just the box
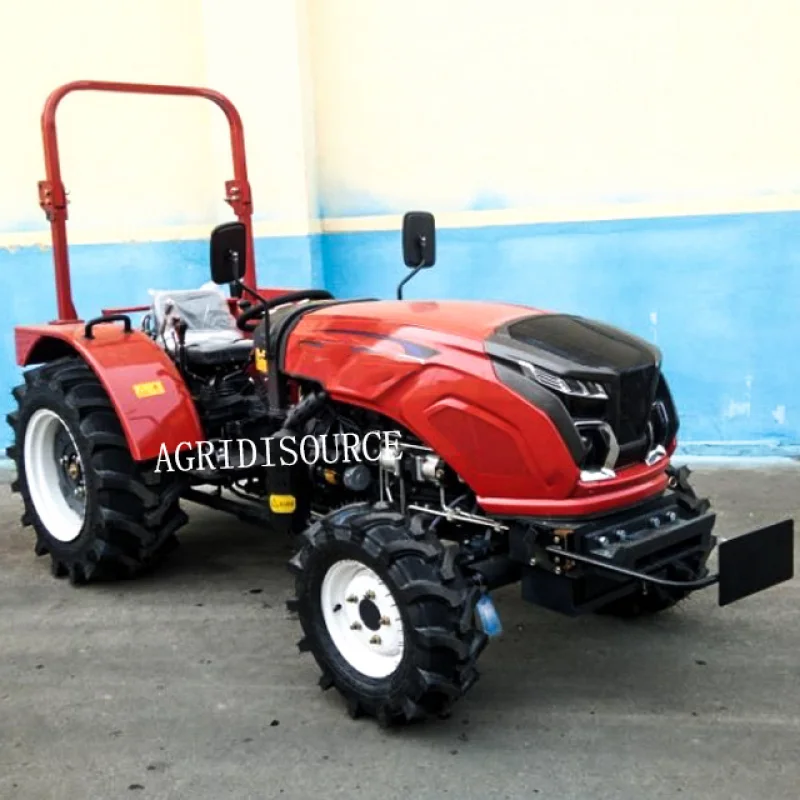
[369,635,381,645]
[380,616,391,626]
[364,590,376,600]
[346,595,358,603]
[350,621,362,630]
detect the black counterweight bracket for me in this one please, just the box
[545,515,794,606]
[543,545,719,590]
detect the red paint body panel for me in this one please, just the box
[285,300,670,518]
[301,299,547,338]
[15,324,203,462]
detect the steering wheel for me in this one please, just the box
[236,289,334,332]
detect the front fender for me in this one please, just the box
[15,323,204,462]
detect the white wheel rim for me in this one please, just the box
[321,559,405,679]
[23,408,86,543]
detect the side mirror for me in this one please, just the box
[210,222,247,285]
[402,211,436,268]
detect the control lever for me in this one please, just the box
[159,300,175,341]
[174,318,188,371]
[175,318,188,348]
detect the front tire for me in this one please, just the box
[6,356,188,584]
[288,503,487,725]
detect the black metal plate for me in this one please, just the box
[718,519,794,606]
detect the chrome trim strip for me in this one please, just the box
[579,467,617,482]
[518,360,609,401]
[645,444,668,466]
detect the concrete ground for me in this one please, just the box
[1,466,799,800]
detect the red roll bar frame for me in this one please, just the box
[38,80,256,322]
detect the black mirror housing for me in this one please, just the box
[402,211,436,268]
[210,222,247,285]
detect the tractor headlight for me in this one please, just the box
[518,361,608,401]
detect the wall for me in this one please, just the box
[1,0,798,457]
[308,0,800,456]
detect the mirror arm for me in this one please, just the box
[234,279,267,306]
[397,264,424,300]
[397,235,428,300]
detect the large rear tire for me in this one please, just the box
[287,503,487,726]
[6,356,188,584]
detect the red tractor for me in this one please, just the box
[7,81,795,726]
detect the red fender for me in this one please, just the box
[15,322,203,462]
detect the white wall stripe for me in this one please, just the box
[2,195,800,249]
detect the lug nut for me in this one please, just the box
[346,595,358,603]
[364,590,376,600]
[380,616,391,626]
[350,621,362,630]
[369,635,382,645]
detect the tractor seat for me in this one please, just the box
[150,287,253,367]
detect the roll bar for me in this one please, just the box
[38,80,256,322]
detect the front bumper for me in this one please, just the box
[509,491,794,615]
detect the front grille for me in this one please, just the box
[616,366,657,445]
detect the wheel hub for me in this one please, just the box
[55,428,85,514]
[358,598,382,631]
[321,559,404,678]
[23,408,86,542]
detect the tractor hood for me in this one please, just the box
[308,299,550,341]
[289,298,673,470]
[307,300,661,376]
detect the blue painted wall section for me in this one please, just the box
[321,211,800,457]
[2,211,798,457]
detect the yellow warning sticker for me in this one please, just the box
[254,348,268,373]
[269,494,297,514]
[133,380,166,399]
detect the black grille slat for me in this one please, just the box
[616,367,655,445]
[616,366,657,444]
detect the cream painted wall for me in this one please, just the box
[3,0,798,237]
[308,0,800,218]
[0,0,318,244]
[0,0,213,237]
[201,0,318,231]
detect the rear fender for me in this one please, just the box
[15,323,204,462]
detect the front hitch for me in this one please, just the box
[545,515,794,606]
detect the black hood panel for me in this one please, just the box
[486,314,669,467]
[487,313,661,379]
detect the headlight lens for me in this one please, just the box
[518,361,608,401]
